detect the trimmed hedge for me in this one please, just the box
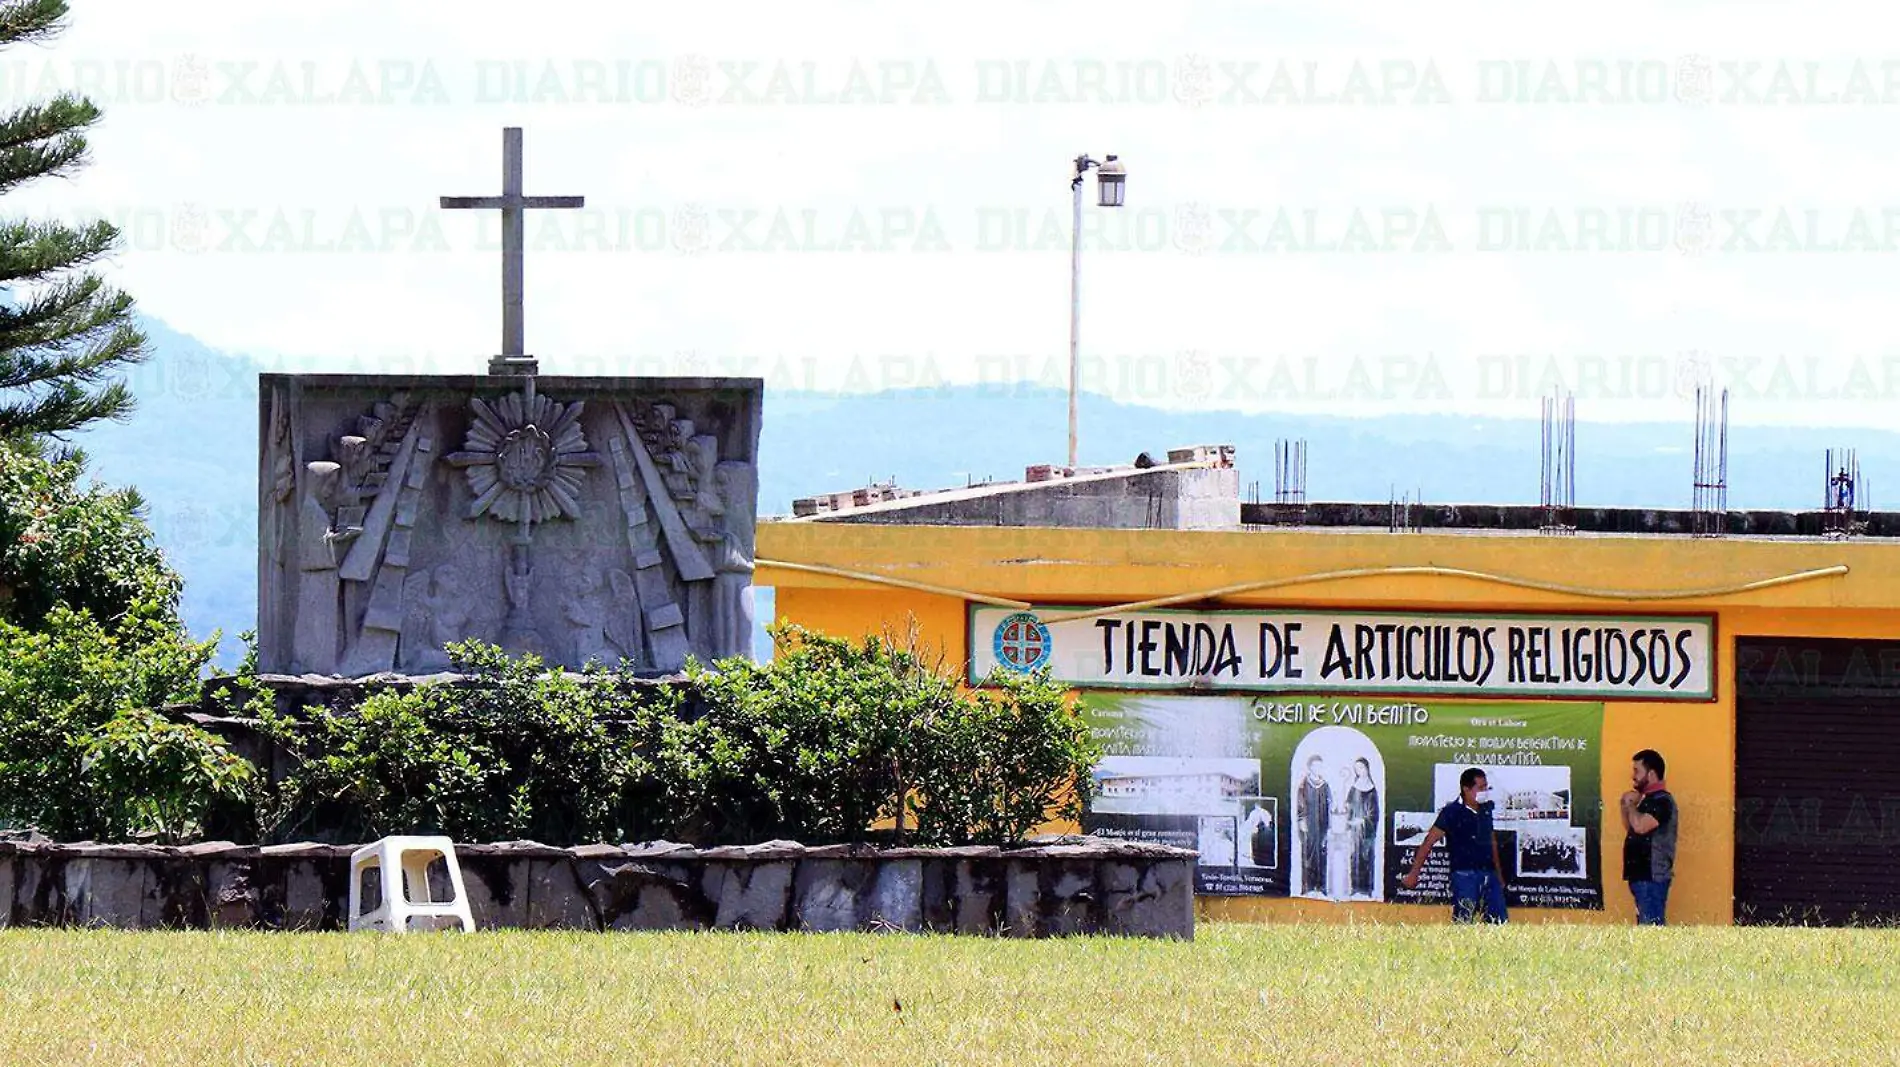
[254,625,1097,848]
[5,622,1100,848]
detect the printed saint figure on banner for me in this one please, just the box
[1347,759,1381,899]
[1295,756,1331,897]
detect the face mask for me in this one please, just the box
[1474,789,1493,804]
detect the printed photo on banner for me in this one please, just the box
[1198,816,1238,867]
[1237,797,1278,869]
[1091,756,1262,816]
[1517,825,1589,880]
[1288,727,1384,902]
[1432,764,1572,824]
[1392,811,1439,846]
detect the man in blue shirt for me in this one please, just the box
[1400,767,1509,923]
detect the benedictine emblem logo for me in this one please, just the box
[992,612,1052,672]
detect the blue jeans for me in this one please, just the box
[1630,879,1671,926]
[1450,869,1508,924]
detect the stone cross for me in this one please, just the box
[440,127,585,377]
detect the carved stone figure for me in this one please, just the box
[333,399,430,678]
[269,394,296,504]
[710,461,758,660]
[500,554,543,657]
[400,566,473,673]
[605,569,640,665]
[687,433,722,518]
[292,461,349,673]
[563,567,610,665]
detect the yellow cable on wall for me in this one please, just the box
[1035,564,1851,625]
[756,557,1850,623]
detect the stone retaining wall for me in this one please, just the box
[0,837,1195,939]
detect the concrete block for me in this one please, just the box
[952,860,1005,935]
[1003,861,1042,937]
[459,853,530,929]
[64,858,153,929]
[151,857,210,928]
[918,858,956,931]
[621,882,694,931]
[277,859,336,930]
[1096,860,1159,937]
[711,860,794,930]
[864,859,922,931]
[793,859,875,932]
[1040,860,1098,937]
[1141,860,1197,939]
[205,861,260,928]
[524,858,598,929]
[14,851,56,925]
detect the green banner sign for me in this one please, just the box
[1080,693,1605,909]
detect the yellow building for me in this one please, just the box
[758,452,1900,927]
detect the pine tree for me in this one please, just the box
[0,0,148,443]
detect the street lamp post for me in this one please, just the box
[1068,153,1125,470]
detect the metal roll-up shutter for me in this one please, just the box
[1734,637,1900,926]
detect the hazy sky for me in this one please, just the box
[13,0,1900,428]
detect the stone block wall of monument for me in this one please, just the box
[257,375,764,677]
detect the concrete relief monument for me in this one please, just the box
[258,376,762,676]
[256,127,762,676]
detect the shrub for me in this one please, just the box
[905,668,1098,846]
[0,444,239,842]
[5,615,1100,848]
[0,607,235,841]
[255,684,492,844]
[81,707,255,844]
[653,625,955,845]
[655,624,1100,847]
[256,641,662,844]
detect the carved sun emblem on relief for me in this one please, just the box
[446,393,601,523]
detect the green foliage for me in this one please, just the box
[0,605,230,841]
[653,625,950,845]
[256,684,493,844]
[905,668,1098,846]
[0,429,214,843]
[0,0,150,442]
[0,446,182,632]
[256,642,661,845]
[0,612,1098,847]
[249,626,1097,849]
[654,624,1099,847]
[80,707,254,844]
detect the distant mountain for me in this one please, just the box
[72,317,1895,665]
[75,318,261,661]
[764,389,1878,516]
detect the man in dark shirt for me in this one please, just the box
[1621,748,1678,926]
[1400,767,1508,923]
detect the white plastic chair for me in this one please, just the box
[348,835,476,933]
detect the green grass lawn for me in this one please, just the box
[0,922,1893,1065]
